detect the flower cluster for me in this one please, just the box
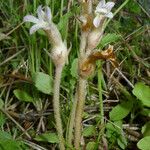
[93,0,115,28]
[24,6,68,67]
[23,5,52,34]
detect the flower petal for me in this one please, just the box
[23,15,39,23]
[95,7,108,14]
[29,22,47,34]
[93,15,101,28]
[37,5,45,20]
[45,6,52,21]
[105,2,115,11]
[97,0,106,9]
[105,12,113,18]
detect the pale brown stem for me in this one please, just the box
[53,66,65,150]
[67,91,78,146]
[67,31,87,145]
[74,77,87,149]
[73,29,87,149]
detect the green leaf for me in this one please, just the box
[106,121,122,134]
[0,131,12,140]
[117,134,127,149]
[86,142,97,150]
[99,33,121,49]
[83,125,96,137]
[126,1,141,14]
[137,136,150,150]
[70,58,78,78]
[0,113,6,127]
[109,100,133,121]
[58,12,72,38]
[33,72,53,95]
[142,122,150,137]
[0,99,4,109]
[34,132,59,143]
[132,82,150,107]
[13,89,34,102]
[0,139,22,150]
[141,108,150,117]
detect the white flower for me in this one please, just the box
[24,5,69,66]
[93,0,115,28]
[23,5,52,34]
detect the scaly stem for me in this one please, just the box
[67,91,78,147]
[98,61,104,124]
[74,31,87,149]
[74,77,87,149]
[53,66,65,150]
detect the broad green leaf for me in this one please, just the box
[106,121,122,134]
[0,113,6,127]
[33,72,53,95]
[117,134,127,149]
[99,33,121,49]
[142,122,150,137]
[109,100,133,121]
[70,58,78,78]
[86,142,97,150]
[83,125,96,137]
[126,1,141,14]
[13,89,34,102]
[0,139,22,150]
[140,108,150,117]
[0,99,4,109]
[34,132,59,143]
[0,131,12,139]
[137,136,150,150]
[132,82,150,107]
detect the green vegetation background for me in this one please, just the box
[0,0,150,149]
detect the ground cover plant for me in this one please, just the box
[0,0,150,149]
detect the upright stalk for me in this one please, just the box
[74,77,87,149]
[74,32,87,149]
[53,66,65,150]
[67,91,78,147]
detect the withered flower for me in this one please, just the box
[80,45,118,78]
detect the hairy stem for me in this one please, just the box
[66,91,78,147]
[74,77,87,149]
[53,66,65,150]
[73,30,87,149]
[67,33,87,148]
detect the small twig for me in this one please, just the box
[3,74,32,83]
[115,68,134,88]
[23,139,48,150]
[83,115,97,123]
[0,80,30,88]
[1,109,31,139]
[0,48,25,67]
[6,22,24,37]
[134,0,150,18]
[0,22,24,41]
